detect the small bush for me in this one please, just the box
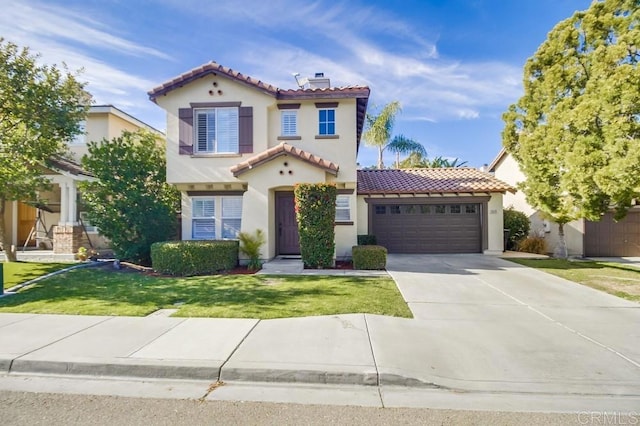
[517,236,547,254]
[503,207,530,250]
[151,240,238,276]
[352,245,387,270]
[357,235,377,245]
[238,229,265,271]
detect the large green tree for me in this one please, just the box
[502,0,639,257]
[80,130,180,265]
[363,101,426,169]
[0,39,89,261]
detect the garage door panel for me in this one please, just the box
[371,203,481,254]
[585,212,640,256]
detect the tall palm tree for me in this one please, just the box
[363,101,426,169]
[387,135,427,168]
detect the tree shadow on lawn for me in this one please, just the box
[2,261,73,289]
[0,269,375,317]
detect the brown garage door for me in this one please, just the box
[585,211,640,256]
[371,203,481,253]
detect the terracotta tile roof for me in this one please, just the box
[46,156,92,177]
[357,168,515,194]
[148,61,370,102]
[230,142,339,177]
[148,62,279,100]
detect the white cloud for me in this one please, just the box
[160,0,521,122]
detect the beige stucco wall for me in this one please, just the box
[181,155,357,260]
[158,74,361,260]
[485,193,505,254]
[491,152,585,256]
[68,109,155,161]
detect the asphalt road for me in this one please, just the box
[1,390,599,426]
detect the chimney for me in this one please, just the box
[306,72,330,89]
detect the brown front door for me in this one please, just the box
[18,202,37,246]
[276,192,300,255]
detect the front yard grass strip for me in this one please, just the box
[0,268,413,319]
[1,261,74,290]
[506,258,640,302]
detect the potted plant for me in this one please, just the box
[76,247,88,261]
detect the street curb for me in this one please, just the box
[10,357,221,381]
[5,356,439,388]
[220,366,379,386]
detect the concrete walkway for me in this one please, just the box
[1,254,639,409]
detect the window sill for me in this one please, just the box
[315,135,339,140]
[277,136,302,141]
[335,221,354,226]
[191,153,242,158]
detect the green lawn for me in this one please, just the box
[1,261,74,290]
[0,267,413,319]
[507,258,640,302]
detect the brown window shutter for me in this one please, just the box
[239,106,253,154]
[178,108,193,155]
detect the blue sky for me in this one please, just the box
[1,0,592,168]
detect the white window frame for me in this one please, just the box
[335,195,351,222]
[194,107,239,154]
[221,196,243,239]
[281,110,297,136]
[69,120,87,145]
[191,196,243,240]
[191,197,216,239]
[318,109,336,135]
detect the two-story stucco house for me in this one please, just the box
[1,105,163,257]
[489,148,640,257]
[149,62,513,260]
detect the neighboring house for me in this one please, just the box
[149,62,513,260]
[2,105,163,254]
[489,148,640,257]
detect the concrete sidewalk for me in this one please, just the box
[2,310,640,398]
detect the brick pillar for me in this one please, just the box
[53,225,84,254]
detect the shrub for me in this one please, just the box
[357,235,377,245]
[151,240,238,276]
[294,183,337,268]
[503,207,530,250]
[352,245,387,270]
[517,236,547,254]
[80,130,180,265]
[238,229,265,271]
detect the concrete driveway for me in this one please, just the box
[383,254,640,394]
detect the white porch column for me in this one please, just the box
[59,182,68,226]
[68,180,78,225]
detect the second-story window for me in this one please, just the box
[281,110,297,136]
[318,109,335,135]
[195,107,239,153]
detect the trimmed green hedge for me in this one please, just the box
[150,240,238,276]
[352,245,387,270]
[357,234,377,245]
[295,183,337,268]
